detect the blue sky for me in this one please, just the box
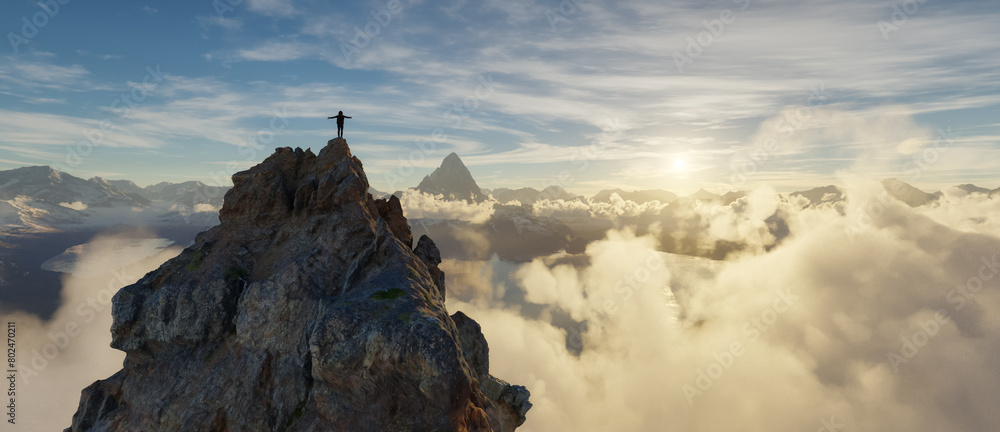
[1,0,998,195]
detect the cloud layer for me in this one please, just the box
[445,181,1000,431]
[1,231,183,431]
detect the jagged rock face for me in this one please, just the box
[69,138,530,432]
[416,152,486,202]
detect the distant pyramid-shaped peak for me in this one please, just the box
[416,152,486,202]
[442,152,463,165]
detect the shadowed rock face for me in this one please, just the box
[68,138,530,432]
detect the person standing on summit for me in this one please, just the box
[327,111,352,138]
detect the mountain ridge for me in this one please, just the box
[0,165,150,207]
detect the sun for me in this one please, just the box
[672,158,686,172]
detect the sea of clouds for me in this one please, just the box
[443,180,1000,431]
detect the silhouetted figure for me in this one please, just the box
[327,111,352,138]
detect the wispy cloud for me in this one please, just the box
[0,59,90,91]
[235,40,314,61]
[246,0,298,17]
[75,50,124,60]
[197,15,243,31]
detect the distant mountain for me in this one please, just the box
[540,185,581,200]
[416,152,486,202]
[142,181,229,206]
[0,166,233,234]
[368,186,389,199]
[719,190,747,205]
[493,185,581,204]
[591,189,678,204]
[955,184,991,195]
[881,178,937,207]
[104,178,145,195]
[0,196,85,232]
[790,185,844,206]
[0,166,149,207]
[689,188,721,202]
[492,187,534,204]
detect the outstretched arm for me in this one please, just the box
[345,116,352,119]
[327,116,335,119]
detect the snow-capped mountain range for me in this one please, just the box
[0,166,230,234]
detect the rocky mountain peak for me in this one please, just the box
[4,165,61,183]
[69,138,530,432]
[416,152,486,202]
[443,151,464,166]
[88,176,111,187]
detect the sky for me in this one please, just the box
[0,0,998,195]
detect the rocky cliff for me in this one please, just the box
[68,138,530,432]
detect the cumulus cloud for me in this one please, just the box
[193,203,220,213]
[58,201,87,211]
[444,180,1000,431]
[1,230,182,431]
[920,189,1000,238]
[532,193,668,220]
[398,189,496,223]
